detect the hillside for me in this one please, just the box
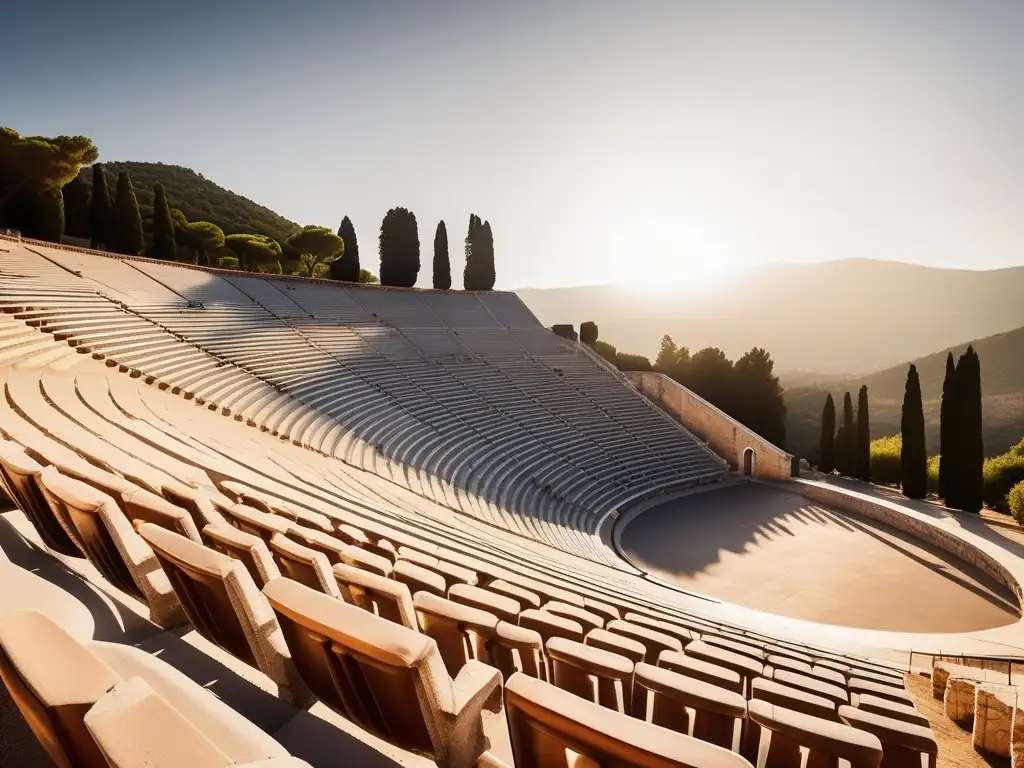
[785,325,1024,461]
[516,259,1024,375]
[64,162,299,243]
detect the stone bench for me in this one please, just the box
[840,705,937,768]
[747,699,883,768]
[633,662,747,751]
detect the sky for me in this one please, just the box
[4,1,1023,289]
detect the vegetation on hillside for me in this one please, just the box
[578,327,787,448]
[65,161,298,243]
[1010,480,1024,524]
[1,127,498,289]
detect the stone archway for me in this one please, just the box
[742,447,756,476]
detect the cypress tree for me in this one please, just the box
[951,347,984,512]
[938,352,956,500]
[855,386,871,481]
[110,171,144,256]
[900,364,927,499]
[463,214,495,290]
[331,216,360,281]
[840,392,855,476]
[819,394,836,473]
[433,220,451,289]
[378,208,419,287]
[89,164,111,249]
[151,183,176,260]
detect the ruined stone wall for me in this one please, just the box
[625,371,793,480]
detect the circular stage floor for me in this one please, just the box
[619,483,1020,632]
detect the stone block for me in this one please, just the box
[973,684,1020,757]
[944,676,978,728]
[1012,699,1024,768]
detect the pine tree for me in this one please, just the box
[856,386,871,481]
[900,364,927,499]
[840,392,855,475]
[110,171,144,256]
[938,352,956,500]
[89,164,111,249]
[150,183,176,260]
[951,346,984,512]
[819,394,836,473]
[331,216,359,281]
[433,220,451,289]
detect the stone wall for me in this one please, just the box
[625,371,793,480]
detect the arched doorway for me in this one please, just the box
[742,448,756,476]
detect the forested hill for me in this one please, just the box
[785,325,1024,462]
[63,162,299,243]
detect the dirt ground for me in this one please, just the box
[905,673,1009,768]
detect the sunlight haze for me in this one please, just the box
[6,0,1023,288]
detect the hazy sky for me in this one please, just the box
[6,1,1023,288]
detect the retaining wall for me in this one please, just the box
[625,371,793,480]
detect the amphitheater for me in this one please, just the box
[2,234,1024,767]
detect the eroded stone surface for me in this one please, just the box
[973,684,1019,757]
[945,677,979,727]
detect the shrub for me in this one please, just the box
[869,435,902,486]
[927,455,941,495]
[1010,481,1024,524]
[982,446,1024,512]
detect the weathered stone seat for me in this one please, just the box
[606,619,682,664]
[543,600,604,633]
[221,503,294,543]
[37,466,185,628]
[489,621,545,682]
[393,558,448,597]
[849,677,910,705]
[449,583,521,624]
[546,637,635,713]
[339,544,393,577]
[413,592,499,677]
[121,487,203,542]
[503,672,754,767]
[624,611,700,647]
[333,562,419,629]
[658,649,744,694]
[747,699,883,768]
[137,523,309,705]
[264,578,502,768]
[585,627,648,665]
[285,524,347,564]
[772,668,849,708]
[267,532,341,597]
[486,578,542,610]
[0,610,291,767]
[634,662,747,750]
[83,677,312,768]
[685,639,764,696]
[0,440,81,556]
[519,608,584,644]
[857,693,929,728]
[839,705,937,768]
[743,676,838,762]
[203,523,280,589]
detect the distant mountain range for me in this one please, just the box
[515,259,1024,376]
[786,325,1024,460]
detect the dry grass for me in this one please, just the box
[904,673,1009,768]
